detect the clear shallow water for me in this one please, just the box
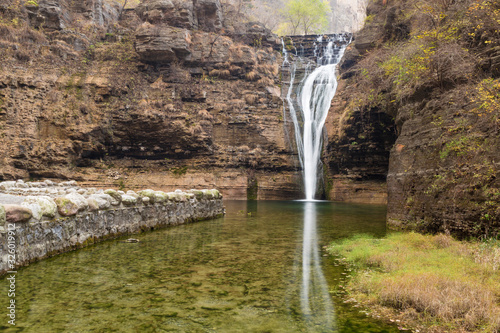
[2,201,399,333]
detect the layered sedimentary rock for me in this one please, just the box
[0,0,301,199]
[325,0,499,237]
[0,180,224,275]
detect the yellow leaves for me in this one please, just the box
[470,79,500,119]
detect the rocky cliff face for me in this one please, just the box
[0,0,301,199]
[326,0,500,238]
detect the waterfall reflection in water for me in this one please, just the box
[299,201,337,331]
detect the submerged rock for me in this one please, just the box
[123,238,140,243]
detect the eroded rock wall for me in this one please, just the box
[326,0,500,237]
[0,0,301,199]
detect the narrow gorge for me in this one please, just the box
[0,0,498,237]
[0,0,499,332]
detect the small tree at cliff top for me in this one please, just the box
[278,0,331,35]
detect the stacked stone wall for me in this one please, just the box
[0,180,224,276]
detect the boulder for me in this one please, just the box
[154,191,168,203]
[126,190,139,198]
[121,194,138,206]
[65,192,89,211]
[190,189,204,199]
[86,197,99,211]
[138,189,156,203]
[88,194,112,210]
[27,0,71,30]
[22,202,43,221]
[4,204,33,223]
[22,196,57,218]
[104,189,122,205]
[54,197,79,217]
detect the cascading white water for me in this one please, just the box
[283,35,350,329]
[284,36,349,200]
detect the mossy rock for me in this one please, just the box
[167,192,179,201]
[202,189,214,199]
[0,205,6,226]
[54,197,79,217]
[154,191,168,203]
[104,189,122,205]
[138,189,156,203]
[190,190,204,199]
[121,194,138,206]
[22,196,57,218]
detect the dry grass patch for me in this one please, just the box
[245,70,260,81]
[209,69,231,79]
[328,232,500,332]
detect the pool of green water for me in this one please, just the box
[2,201,400,332]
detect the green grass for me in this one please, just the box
[328,232,500,333]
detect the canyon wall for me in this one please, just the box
[325,0,500,238]
[0,0,301,200]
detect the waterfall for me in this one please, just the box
[282,34,351,330]
[284,35,349,200]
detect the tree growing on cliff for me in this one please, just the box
[278,0,331,35]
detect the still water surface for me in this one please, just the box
[2,201,399,332]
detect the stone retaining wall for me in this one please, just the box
[0,180,224,276]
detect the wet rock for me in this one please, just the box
[4,204,33,223]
